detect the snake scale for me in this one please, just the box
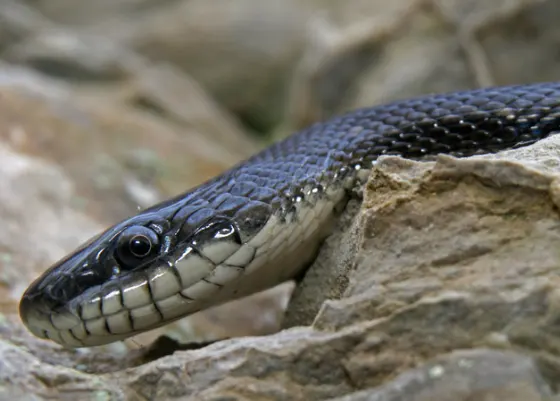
[19,82,560,347]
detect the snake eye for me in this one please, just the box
[116,226,160,269]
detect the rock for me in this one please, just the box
[3,28,260,155]
[0,0,54,52]
[0,338,119,400]
[285,0,554,130]
[95,0,309,133]
[286,0,422,128]
[117,60,259,157]
[330,349,553,401]
[0,61,72,99]
[28,0,157,26]
[0,73,248,221]
[23,0,560,137]
[4,29,141,82]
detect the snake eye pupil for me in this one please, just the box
[129,235,152,257]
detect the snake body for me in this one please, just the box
[20,82,560,347]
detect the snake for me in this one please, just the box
[19,82,560,348]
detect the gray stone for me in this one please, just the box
[330,349,553,401]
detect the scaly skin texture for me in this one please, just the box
[20,82,560,347]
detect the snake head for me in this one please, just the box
[19,195,273,347]
[18,212,169,346]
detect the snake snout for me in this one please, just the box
[19,288,82,345]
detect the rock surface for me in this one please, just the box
[1,0,560,400]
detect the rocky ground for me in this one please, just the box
[1,0,560,400]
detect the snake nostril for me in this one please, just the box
[47,283,72,305]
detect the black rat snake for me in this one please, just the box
[19,82,560,347]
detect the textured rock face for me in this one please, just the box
[1,0,560,400]
[289,139,560,331]
[330,349,553,401]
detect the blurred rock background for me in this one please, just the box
[1,0,560,399]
